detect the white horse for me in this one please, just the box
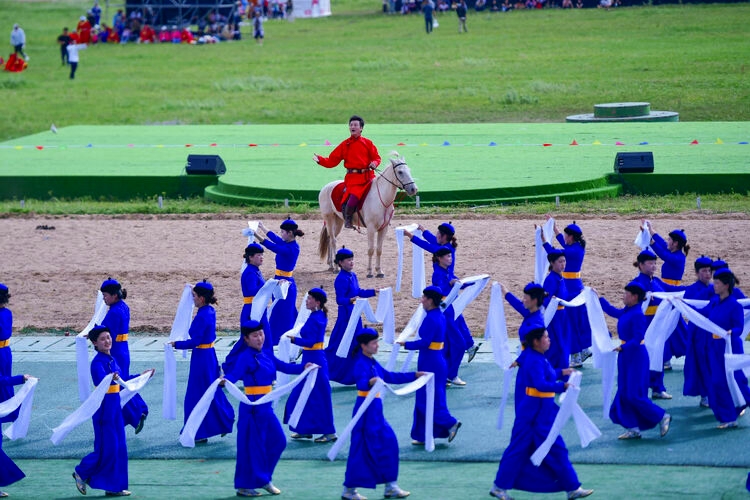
[318,153,418,278]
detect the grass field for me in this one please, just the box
[0,0,748,142]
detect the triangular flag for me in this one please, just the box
[397,142,406,146]
[715,138,723,144]
[86,144,93,148]
[248,143,258,147]
[592,140,602,145]
[690,140,699,145]
[615,141,624,146]
[543,143,552,147]
[639,141,649,145]
[299,143,307,147]
[570,140,578,146]
[324,140,331,145]
[420,142,428,146]
[489,141,497,146]
[210,143,217,147]
[35,145,43,150]
[442,141,450,146]
[185,144,193,147]
[740,142,748,145]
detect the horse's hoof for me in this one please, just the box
[366,273,374,278]
[376,273,385,278]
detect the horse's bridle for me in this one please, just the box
[376,161,416,192]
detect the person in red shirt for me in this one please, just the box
[314,115,381,229]
[139,24,156,43]
[77,16,92,44]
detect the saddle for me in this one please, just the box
[332,181,373,213]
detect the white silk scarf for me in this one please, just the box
[0,377,38,440]
[179,365,319,448]
[163,284,195,420]
[530,371,601,466]
[328,372,436,460]
[394,225,425,298]
[77,291,109,402]
[335,288,395,358]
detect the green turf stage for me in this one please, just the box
[0,123,748,204]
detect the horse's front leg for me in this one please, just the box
[374,227,387,278]
[366,227,376,278]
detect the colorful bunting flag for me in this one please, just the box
[35,146,43,150]
[397,142,406,146]
[592,140,601,145]
[442,141,450,146]
[615,141,624,146]
[690,140,699,145]
[715,138,723,144]
[570,140,578,146]
[489,141,497,146]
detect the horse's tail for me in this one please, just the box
[318,221,330,261]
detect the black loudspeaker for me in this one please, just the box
[185,154,226,175]
[614,152,654,174]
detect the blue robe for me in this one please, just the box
[405,307,457,441]
[432,265,473,380]
[101,299,149,430]
[174,305,235,440]
[698,295,750,423]
[261,231,300,345]
[554,234,591,353]
[494,349,580,493]
[651,233,689,361]
[0,337,24,488]
[344,352,416,489]
[410,230,455,276]
[600,299,665,431]
[283,309,336,435]
[682,280,714,398]
[224,264,273,375]
[75,352,128,493]
[325,269,375,385]
[226,345,304,490]
[0,307,19,424]
[542,270,570,371]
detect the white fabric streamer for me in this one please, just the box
[484,283,514,430]
[725,353,750,379]
[163,284,195,420]
[634,221,651,251]
[118,371,154,407]
[1,377,38,440]
[386,305,426,372]
[448,275,490,319]
[335,289,395,359]
[240,221,260,273]
[395,224,418,293]
[179,365,319,448]
[644,300,683,372]
[328,372,435,461]
[277,294,311,385]
[77,291,109,402]
[163,344,178,420]
[52,373,114,445]
[530,371,601,466]
[534,218,555,285]
[670,298,746,407]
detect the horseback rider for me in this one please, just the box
[313,115,381,229]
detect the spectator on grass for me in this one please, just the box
[456,0,468,32]
[171,25,181,43]
[91,1,102,25]
[77,15,92,43]
[66,40,87,79]
[139,24,156,43]
[57,27,71,65]
[422,0,435,34]
[501,0,513,11]
[437,0,450,12]
[253,9,265,45]
[490,0,500,11]
[10,24,28,61]
[181,27,195,44]
[575,0,583,7]
[475,0,487,11]
[158,25,170,42]
[97,24,113,43]
[562,0,573,8]
[599,0,612,9]
[113,9,124,30]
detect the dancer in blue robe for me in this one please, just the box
[489,327,593,500]
[402,286,461,445]
[541,249,571,371]
[256,219,302,346]
[682,256,715,406]
[548,219,591,368]
[342,329,421,500]
[223,243,273,375]
[224,320,307,497]
[431,247,474,386]
[0,283,20,425]
[99,278,149,433]
[405,222,479,364]
[0,283,29,498]
[171,281,234,442]
[73,325,132,497]
[696,268,750,428]
[284,288,337,442]
[599,281,671,439]
[325,248,376,385]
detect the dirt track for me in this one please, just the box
[2,213,748,336]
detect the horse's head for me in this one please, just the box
[387,152,418,197]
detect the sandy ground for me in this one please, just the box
[1,213,748,337]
